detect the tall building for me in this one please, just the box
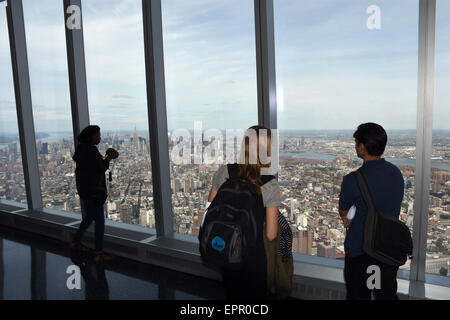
[133,126,139,151]
[40,142,48,155]
[120,204,133,224]
[132,204,139,219]
[139,209,148,227]
[172,178,182,193]
[148,209,155,228]
[290,198,298,222]
[317,243,336,259]
[8,142,17,156]
[292,229,313,255]
[192,209,204,237]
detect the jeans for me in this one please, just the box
[73,198,105,252]
[344,253,399,300]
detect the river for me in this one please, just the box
[280,151,450,171]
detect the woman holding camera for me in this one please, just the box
[70,125,119,262]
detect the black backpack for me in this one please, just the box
[198,164,274,270]
[354,169,413,267]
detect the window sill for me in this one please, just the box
[0,200,449,300]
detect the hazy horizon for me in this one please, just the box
[2,128,448,137]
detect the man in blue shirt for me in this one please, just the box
[339,123,404,300]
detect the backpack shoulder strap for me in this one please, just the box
[227,163,238,179]
[354,169,376,212]
[261,174,275,185]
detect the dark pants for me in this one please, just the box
[222,267,268,300]
[73,198,105,252]
[344,253,399,300]
[221,248,268,300]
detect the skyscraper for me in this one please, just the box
[133,125,139,151]
[40,142,48,155]
[120,204,133,224]
[292,229,313,255]
[317,243,336,259]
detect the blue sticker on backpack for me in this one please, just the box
[211,236,226,252]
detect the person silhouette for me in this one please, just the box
[70,125,119,263]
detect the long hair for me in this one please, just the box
[234,125,272,194]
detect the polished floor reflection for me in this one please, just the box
[0,225,225,300]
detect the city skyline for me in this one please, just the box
[1,127,450,135]
[1,131,448,278]
[0,0,449,281]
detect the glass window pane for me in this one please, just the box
[0,2,25,206]
[2,240,31,299]
[428,0,450,278]
[83,0,154,228]
[162,0,258,236]
[275,0,418,270]
[23,0,76,213]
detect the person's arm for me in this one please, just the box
[339,208,350,230]
[208,188,217,202]
[339,174,354,231]
[103,148,119,171]
[86,146,109,172]
[208,165,227,202]
[101,155,111,172]
[266,206,278,241]
[261,180,281,241]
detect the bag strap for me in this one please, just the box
[261,174,275,185]
[354,169,376,213]
[227,163,238,179]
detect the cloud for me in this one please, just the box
[0,100,15,107]
[1,0,445,133]
[33,110,72,122]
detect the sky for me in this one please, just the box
[0,0,449,135]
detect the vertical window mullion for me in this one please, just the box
[254,0,277,130]
[6,0,42,210]
[64,0,90,148]
[142,0,173,237]
[411,0,436,284]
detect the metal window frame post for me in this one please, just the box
[63,0,90,145]
[6,0,42,210]
[254,0,277,130]
[142,0,174,237]
[63,0,90,218]
[411,0,436,283]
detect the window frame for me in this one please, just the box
[3,0,449,294]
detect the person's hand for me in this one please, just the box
[338,208,349,231]
[341,216,349,231]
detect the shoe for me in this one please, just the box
[94,252,114,263]
[70,241,90,252]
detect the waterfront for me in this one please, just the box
[280,151,450,171]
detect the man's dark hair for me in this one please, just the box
[353,123,387,156]
[78,125,100,144]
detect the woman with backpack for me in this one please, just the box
[204,125,281,300]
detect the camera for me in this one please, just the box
[106,148,119,159]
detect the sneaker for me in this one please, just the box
[94,252,114,263]
[70,241,90,252]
